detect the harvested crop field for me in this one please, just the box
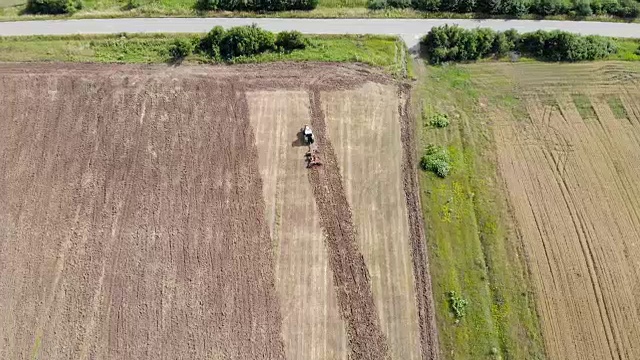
[0,63,438,360]
[473,62,640,360]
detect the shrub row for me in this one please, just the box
[26,0,82,14]
[196,0,317,11]
[27,0,318,14]
[188,25,308,61]
[421,25,618,64]
[369,0,640,19]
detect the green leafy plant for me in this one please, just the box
[420,144,451,178]
[122,0,140,10]
[275,31,309,52]
[219,25,276,60]
[448,291,469,319]
[429,112,450,128]
[25,0,80,14]
[169,38,193,60]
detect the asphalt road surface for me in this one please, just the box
[1,18,639,49]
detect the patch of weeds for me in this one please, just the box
[606,95,628,119]
[448,290,469,320]
[420,144,451,178]
[122,0,140,10]
[571,93,597,120]
[427,112,450,128]
[168,38,193,61]
[440,202,453,223]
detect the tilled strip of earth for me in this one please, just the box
[398,84,440,360]
[307,89,390,360]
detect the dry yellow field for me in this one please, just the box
[481,62,640,360]
[249,82,427,360]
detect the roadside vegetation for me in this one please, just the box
[421,25,640,64]
[371,0,640,19]
[1,0,639,21]
[415,61,546,360]
[0,30,409,75]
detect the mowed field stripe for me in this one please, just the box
[248,90,348,360]
[308,88,390,360]
[322,83,423,360]
[493,64,640,360]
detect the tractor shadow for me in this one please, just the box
[291,128,307,147]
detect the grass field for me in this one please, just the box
[417,60,640,360]
[0,33,408,75]
[0,0,24,8]
[415,62,545,360]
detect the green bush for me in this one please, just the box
[384,0,637,19]
[422,25,498,64]
[169,38,193,60]
[195,0,218,10]
[429,113,450,128]
[420,144,451,178]
[448,291,469,319]
[196,26,310,61]
[572,0,593,15]
[25,0,80,14]
[492,29,520,55]
[216,0,318,10]
[520,30,617,61]
[275,31,308,51]
[219,25,276,60]
[530,0,569,15]
[422,26,618,64]
[504,0,530,16]
[615,0,640,17]
[199,26,226,59]
[411,0,441,10]
[123,0,140,10]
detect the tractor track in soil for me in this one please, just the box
[306,89,390,360]
[397,84,440,360]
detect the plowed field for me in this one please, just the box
[0,63,438,360]
[482,62,640,360]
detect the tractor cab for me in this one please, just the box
[303,125,315,144]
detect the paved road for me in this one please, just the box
[1,18,639,49]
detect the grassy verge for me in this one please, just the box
[1,0,639,22]
[0,33,407,75]
[415,61,545,359]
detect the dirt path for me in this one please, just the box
[399,82,440,360]
[307,89,390,360]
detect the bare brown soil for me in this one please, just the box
[486,62,640,360]
[0,62,438,360]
